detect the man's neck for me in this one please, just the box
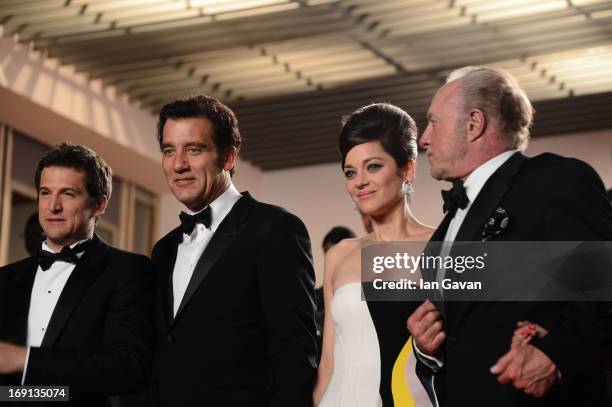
[458,146,512,181]
[45,233,93,253]
[186,181,231,214]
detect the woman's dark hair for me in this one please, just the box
[24,212,45,256]
[322,226,356,250]
[338,103,418,168]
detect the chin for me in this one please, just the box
[46,233,69,245]
[430,169,444,181]
[358,204,380,216]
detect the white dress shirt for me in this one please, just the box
[23,238,88,383]
[172,183,241,316]
[415,150,518,371]
[443,150,518,242]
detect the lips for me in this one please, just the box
[46,218,65,223]
[174,178,195,186]
[357,191,375,199]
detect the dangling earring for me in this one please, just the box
[352,201,358,210]
[402,180,414,195]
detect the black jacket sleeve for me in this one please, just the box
[256,211,317,407]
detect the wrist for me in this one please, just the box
[11,345,26,373]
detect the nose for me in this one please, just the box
[49,194,62,213]
[173,150,189,172]
[419,125,431,149]
[354,171,368,188]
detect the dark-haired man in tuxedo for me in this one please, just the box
[150,95,317,407]
[0,143,155,406]
[408,67,612,406]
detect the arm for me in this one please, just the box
[492,158,612,394]
[257,211,317,407]
[312,249,338,406]
[407,300,445,373]
[533,159,612,383]
[23,256,156,397]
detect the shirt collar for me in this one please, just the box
[464,150,518,204]
[41,238,90,257]
[183,183,242,231]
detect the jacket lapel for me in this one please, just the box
[0,258,38,344]
[172,192,254,323]
[448,152,527,329]
[454,152,526,242]
[41,235,108,347]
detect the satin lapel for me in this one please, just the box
[41,235,108,347]
[173,193,254,323]
[160,228,181,325]
[454,152,526,242]
[0,259,37,344]
[449,153,527,329]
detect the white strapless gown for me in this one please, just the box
[319,282,383,407]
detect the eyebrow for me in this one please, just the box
[184,142,208,148]
[363,156,383,163]
[39,186,80,192]
[161,142,208,149]
[344,156,384,168]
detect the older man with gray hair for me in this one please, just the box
[407,66,612,406]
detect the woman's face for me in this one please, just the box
[343,141,407,217]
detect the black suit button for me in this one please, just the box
[167,334,173,343]
[447,335,457,345]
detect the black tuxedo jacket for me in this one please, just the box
[421,152,612,407]
[0,234,156,407]
[150,192,317,407]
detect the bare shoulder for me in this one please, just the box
[324,238,363,282]
[326,238,362,265]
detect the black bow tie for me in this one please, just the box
[179,207,212,235]
[441,179,470,216]
[36,240,90,271]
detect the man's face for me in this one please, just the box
[38,166,105,251]
[420,82,469,180]
[161,117,231,211]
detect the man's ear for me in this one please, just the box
[466,109,486,142]
[92,196,108,219]
[223,146,238,172]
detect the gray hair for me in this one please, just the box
[447,66,534,151]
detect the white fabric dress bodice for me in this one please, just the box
[319,282,382,407]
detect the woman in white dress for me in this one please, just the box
[313,103,434,406]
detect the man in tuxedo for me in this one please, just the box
[150,95,317,406]
[0,143,155,406]
[407,66,612,406]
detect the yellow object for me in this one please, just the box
[391,337,416,407]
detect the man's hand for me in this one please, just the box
[0,342,26,374]
[490,344,557,398]
[407,300,445,356]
